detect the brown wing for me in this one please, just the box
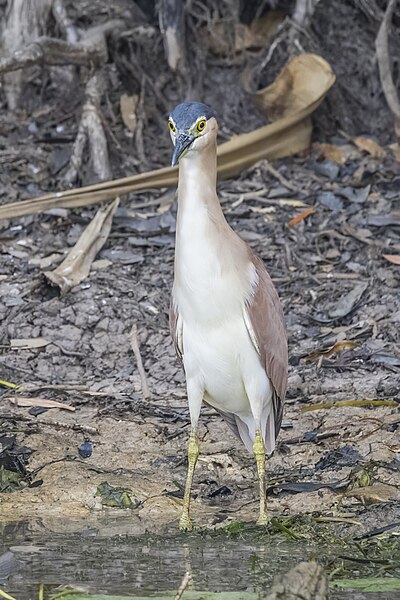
[169,294,183,362]
[245,253,288,436]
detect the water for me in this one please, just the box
[0,519,398,599]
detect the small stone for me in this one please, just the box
[78,441,93,459]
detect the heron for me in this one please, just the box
[168,102,288,531]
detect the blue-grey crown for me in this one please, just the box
[169,102,216,130]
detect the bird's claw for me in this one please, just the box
[256,512,269,526]
[179,511,193,532]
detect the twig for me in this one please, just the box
[129,324,150,400]
[0,412,98,435]
[174,571,191,600]
[376,0,400,136]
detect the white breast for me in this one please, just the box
[173,200,270,417]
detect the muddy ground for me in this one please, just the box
[0,0,399,559]
[1,145,400,535]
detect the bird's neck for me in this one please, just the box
[177,142,222,218]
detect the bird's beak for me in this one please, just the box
[171,132,195,167]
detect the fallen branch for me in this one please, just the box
[376,0,400,137]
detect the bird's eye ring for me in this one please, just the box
[197,119,206,132]
[168,120,176,132]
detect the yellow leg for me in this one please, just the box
[179,433,199,531]
[253,430,268,525]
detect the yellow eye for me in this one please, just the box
[197,119,206,132]
[168,120,176,132]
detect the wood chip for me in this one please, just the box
[288,206,315,227]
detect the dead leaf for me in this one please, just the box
[10,397,75,411]
[120,94,138,132]
[0,54,335,220]
[0,379,18,388]
[10,338,50,349]
[288,206,314,227]
[44,198,119,294]
[279,199,310,207]
[313,143,348,165]
[91,258,113,270]
[29,253,64,269]
[201,11,284,55]
[352,135,386,158]
[305,340,359,362]
[245,54,336,121]
[383,254,400,265]
[345,484,400,503]
[314,142,361,164]
[329,282,368,319]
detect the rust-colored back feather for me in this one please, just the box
[246,252,288,435]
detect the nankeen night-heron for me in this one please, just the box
[168,102,288,531]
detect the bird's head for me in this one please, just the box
[168,102,217,167]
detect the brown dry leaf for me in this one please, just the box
[247,54,336,121]
[44,198,119,294]
[288,206,314,228]
[312,143,348,165]
[10,338,50,349]
[345,484,400,503]
[383,254,400,265]
[0,54,335,220]
[10,397,75,411]
[305,340,359,361]
[235,11,284,52]
[120,94,138,132]
[353,135,386,158]
[202,11,284,55]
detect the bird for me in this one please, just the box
[168,101,288,531]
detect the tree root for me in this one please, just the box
[64,73,112,184]
[375,0,400,137]
[1,6,125,184]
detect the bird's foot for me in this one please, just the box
[179,510,193,532]
[256,511,269,526]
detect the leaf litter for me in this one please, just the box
[0,1,400,597]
